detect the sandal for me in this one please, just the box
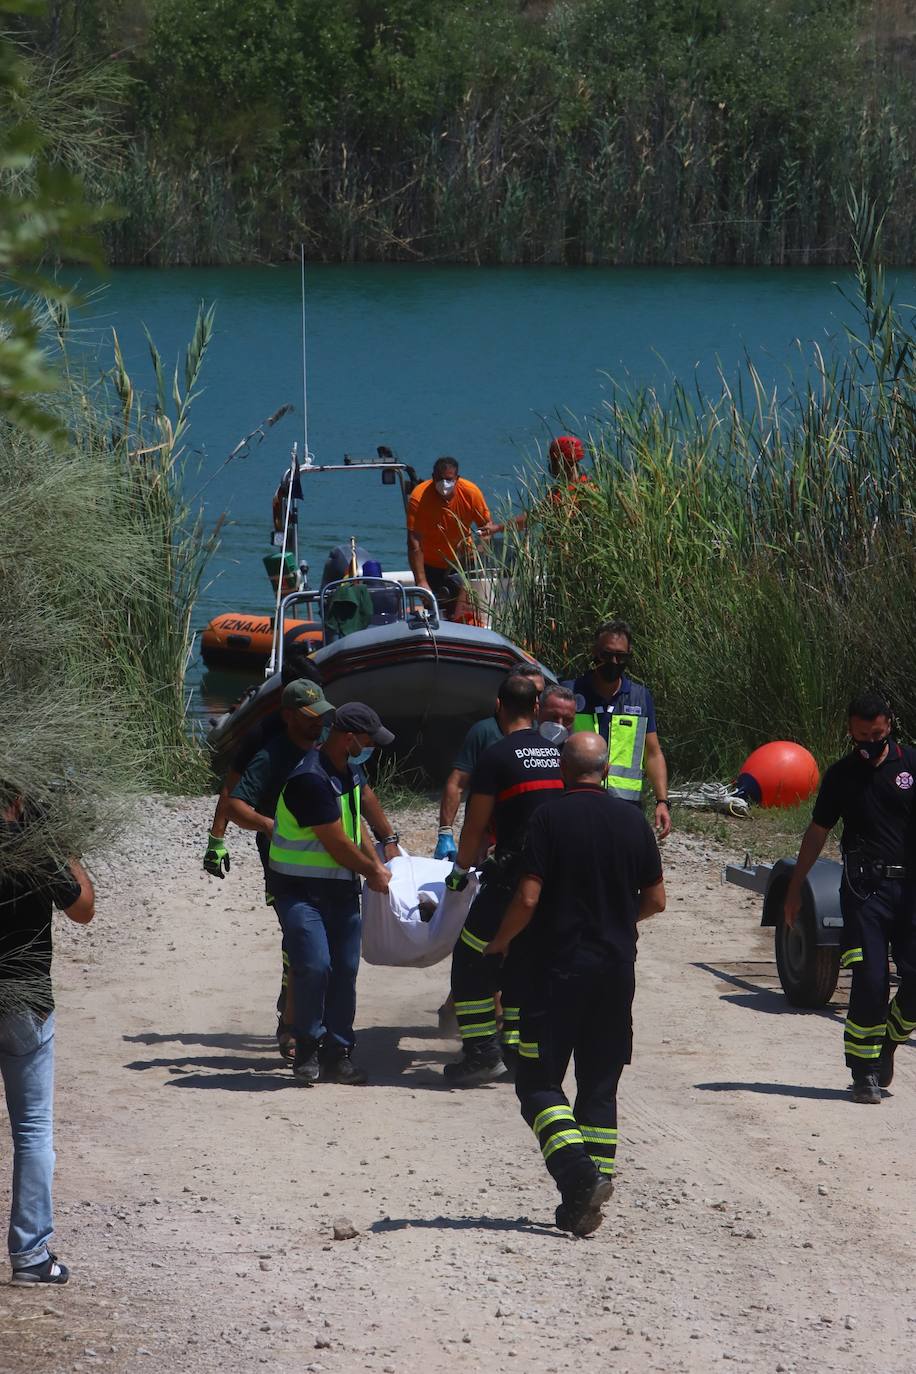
[276,1021,296,1061]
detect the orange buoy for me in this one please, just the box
[736,741,820,808]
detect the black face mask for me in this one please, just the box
[596,653,631,682]
[853,735,889,763]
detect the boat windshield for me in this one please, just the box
[274,578,441,670]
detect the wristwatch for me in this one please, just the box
[655,799,670,807]
[380,832,400,846]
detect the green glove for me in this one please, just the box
[203,833,230,878]
[445,864,469,893]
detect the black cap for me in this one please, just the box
[333,702,395,747]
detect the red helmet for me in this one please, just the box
[548,435,584,464]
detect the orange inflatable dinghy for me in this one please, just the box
[200,613,322,671]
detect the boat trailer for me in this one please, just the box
[724,855,844,1007]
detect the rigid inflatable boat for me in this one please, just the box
[204,448,551,778]
[206,573,550,778]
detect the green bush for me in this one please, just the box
[53,0,916,266]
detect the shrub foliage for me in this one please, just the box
[11,0,916,265]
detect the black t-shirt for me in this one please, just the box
[468,727,563,857]
[453,716,503,774]
[229,713,284,777]
[0,826,82,1012]
[231,734,306,872]
[522,784,663,969]
[811,741,916,865]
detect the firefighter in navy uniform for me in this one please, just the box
[485,733,666,1236]
[785,691,916,1105]
[563,619,671,839]
[443,674,564,1086]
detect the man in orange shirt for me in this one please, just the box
[406,457,493,619]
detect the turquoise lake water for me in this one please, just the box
[72,263,916,712]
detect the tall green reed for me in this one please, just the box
[480,199,916,778]
[105,303,221,790]
[0,302,219,874]
[100,60,916,267]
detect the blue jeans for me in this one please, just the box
[273,881,362,1053]
[0,1009,56,1269]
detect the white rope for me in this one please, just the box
[666,782,750,817]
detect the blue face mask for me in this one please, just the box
[317,721,333,746]
[350,745,375,767]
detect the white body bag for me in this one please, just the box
[360,852,479,968]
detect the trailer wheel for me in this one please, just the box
[774,908,840,1008]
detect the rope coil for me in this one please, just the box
[666,783,750,817]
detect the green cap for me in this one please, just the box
[281,679,336,717]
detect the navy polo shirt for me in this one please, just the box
[562,671,657,741]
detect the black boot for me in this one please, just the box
[443,1038,506,1086]
[319,1045,368,1085]
[850,1071,881,1105]
[877,1038,898,1089]
[557,1170,614,1236]
[292,1039,320,1086]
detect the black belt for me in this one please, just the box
[855,860,907,880]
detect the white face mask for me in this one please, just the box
[434,478,456,498]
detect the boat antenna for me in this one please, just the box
[266,440,300,678]
[300,244,311,466]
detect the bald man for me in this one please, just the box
[486,732,666,1237]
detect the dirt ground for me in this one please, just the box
[3,795,916,1374]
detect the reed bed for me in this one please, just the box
[0,303,218,900]
[93,0,916,267]
[482,202,916,777]
[102,87,916,268]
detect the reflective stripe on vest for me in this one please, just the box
[268,780,362,881]
[573,711,648,800]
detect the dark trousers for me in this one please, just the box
[515,958,634,1196]
[449,880,524,1055]
[840,873,916,1072]
[273,879,362,1053]
[258,839,290,1021]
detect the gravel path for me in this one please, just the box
[2,795,915,1373]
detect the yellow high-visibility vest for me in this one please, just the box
[269,757,361,881]
[573,710,648,800]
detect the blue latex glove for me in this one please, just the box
[434,828,458,861]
